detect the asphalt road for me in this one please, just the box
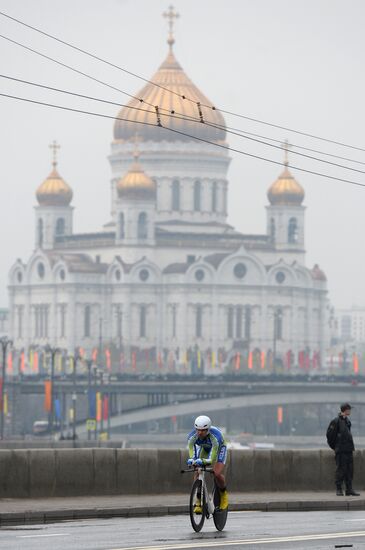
[1,510,365,549]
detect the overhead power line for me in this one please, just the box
[2,73,365,177]
[1,9,365,154]
[1,90,364,189]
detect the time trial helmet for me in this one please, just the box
[194,415,212,431]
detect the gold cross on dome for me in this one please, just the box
[282,139,292,166]
[49,140,60,167]
[163,5,179,48]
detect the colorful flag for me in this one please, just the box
[260,351,265,369]
[235,353,240,370]
[7,352,13,375]
[103,395,109,422]
[96,392,102,422]
[44,381,52,412]
[105,348,111,371]
[353,353,359,375]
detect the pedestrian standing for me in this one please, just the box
[331,403,360,496]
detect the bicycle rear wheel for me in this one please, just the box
[213,484,228,531]
[189,479,205,532]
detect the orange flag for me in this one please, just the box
[44,381,52,412]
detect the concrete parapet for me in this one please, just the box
[0,449,363,497]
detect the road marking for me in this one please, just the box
[345,518,365,521]
[18,533,70,539]
[109,530,365,550]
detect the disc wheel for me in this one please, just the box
[213,484,228,531]
[189,479,205,532]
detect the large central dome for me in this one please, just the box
[114,49,226,143]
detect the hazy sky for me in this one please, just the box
[0,0,364,309]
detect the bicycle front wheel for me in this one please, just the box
[189,479,205,532]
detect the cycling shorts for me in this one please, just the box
[217,445,227,464]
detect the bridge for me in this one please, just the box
[7,376,364,435]
[73,380,365,436]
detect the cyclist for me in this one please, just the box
[187,415,228,513]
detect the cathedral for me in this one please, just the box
[7,12,330,374]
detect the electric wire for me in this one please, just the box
[2,72,365,177]
[1,90,364,189]
[2,31,365,173]
[1,9,364,154]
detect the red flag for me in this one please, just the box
[248,351,253,370]
[105,348,111,371]
[7,352,13,374]
[235,353,240,370]
[20,352,25,373]
[103,395,109,421]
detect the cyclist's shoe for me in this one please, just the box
[193,501,202,514]
[219,489,229,510]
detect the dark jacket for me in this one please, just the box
[335,414,354,453]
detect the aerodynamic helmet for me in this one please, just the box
[194,415,212,432]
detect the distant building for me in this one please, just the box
[7,12,330,372]
[337,308,365,343]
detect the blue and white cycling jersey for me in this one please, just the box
[187,426,227,465]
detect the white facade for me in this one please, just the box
[7,43,330,373]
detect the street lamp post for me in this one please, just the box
[71,352,82,442]
[0,337,12,440]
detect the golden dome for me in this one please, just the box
[114,49,226,143]
[267,167,305,206]
[117,155,156,200]
[36,163,73,207]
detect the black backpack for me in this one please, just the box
[326,417,339,450]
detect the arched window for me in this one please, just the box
[37,218,43,247]
[194,181,201,211]
[211,182,218,212]
[270,218,276,243]
[236,306,243,339]
[172,180,180,211]
[84,305,91,337]
[244,306,252,341]
[227,306,234,338]
[138,212,148,239]
[288,217,298,243]
[55,217,65,236]
[274,308,283,340]
[119,212,125,239]
[139,305,147,338]
[196,305,203,338]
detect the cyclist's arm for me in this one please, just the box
[188,434,198,459]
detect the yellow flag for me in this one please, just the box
[4,393,8,416]
[69,356,74,375]
[211,351,216,369]
[197,351,201,369]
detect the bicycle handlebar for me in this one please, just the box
[180,466,214,474]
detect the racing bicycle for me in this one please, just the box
[181,465,228,532]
